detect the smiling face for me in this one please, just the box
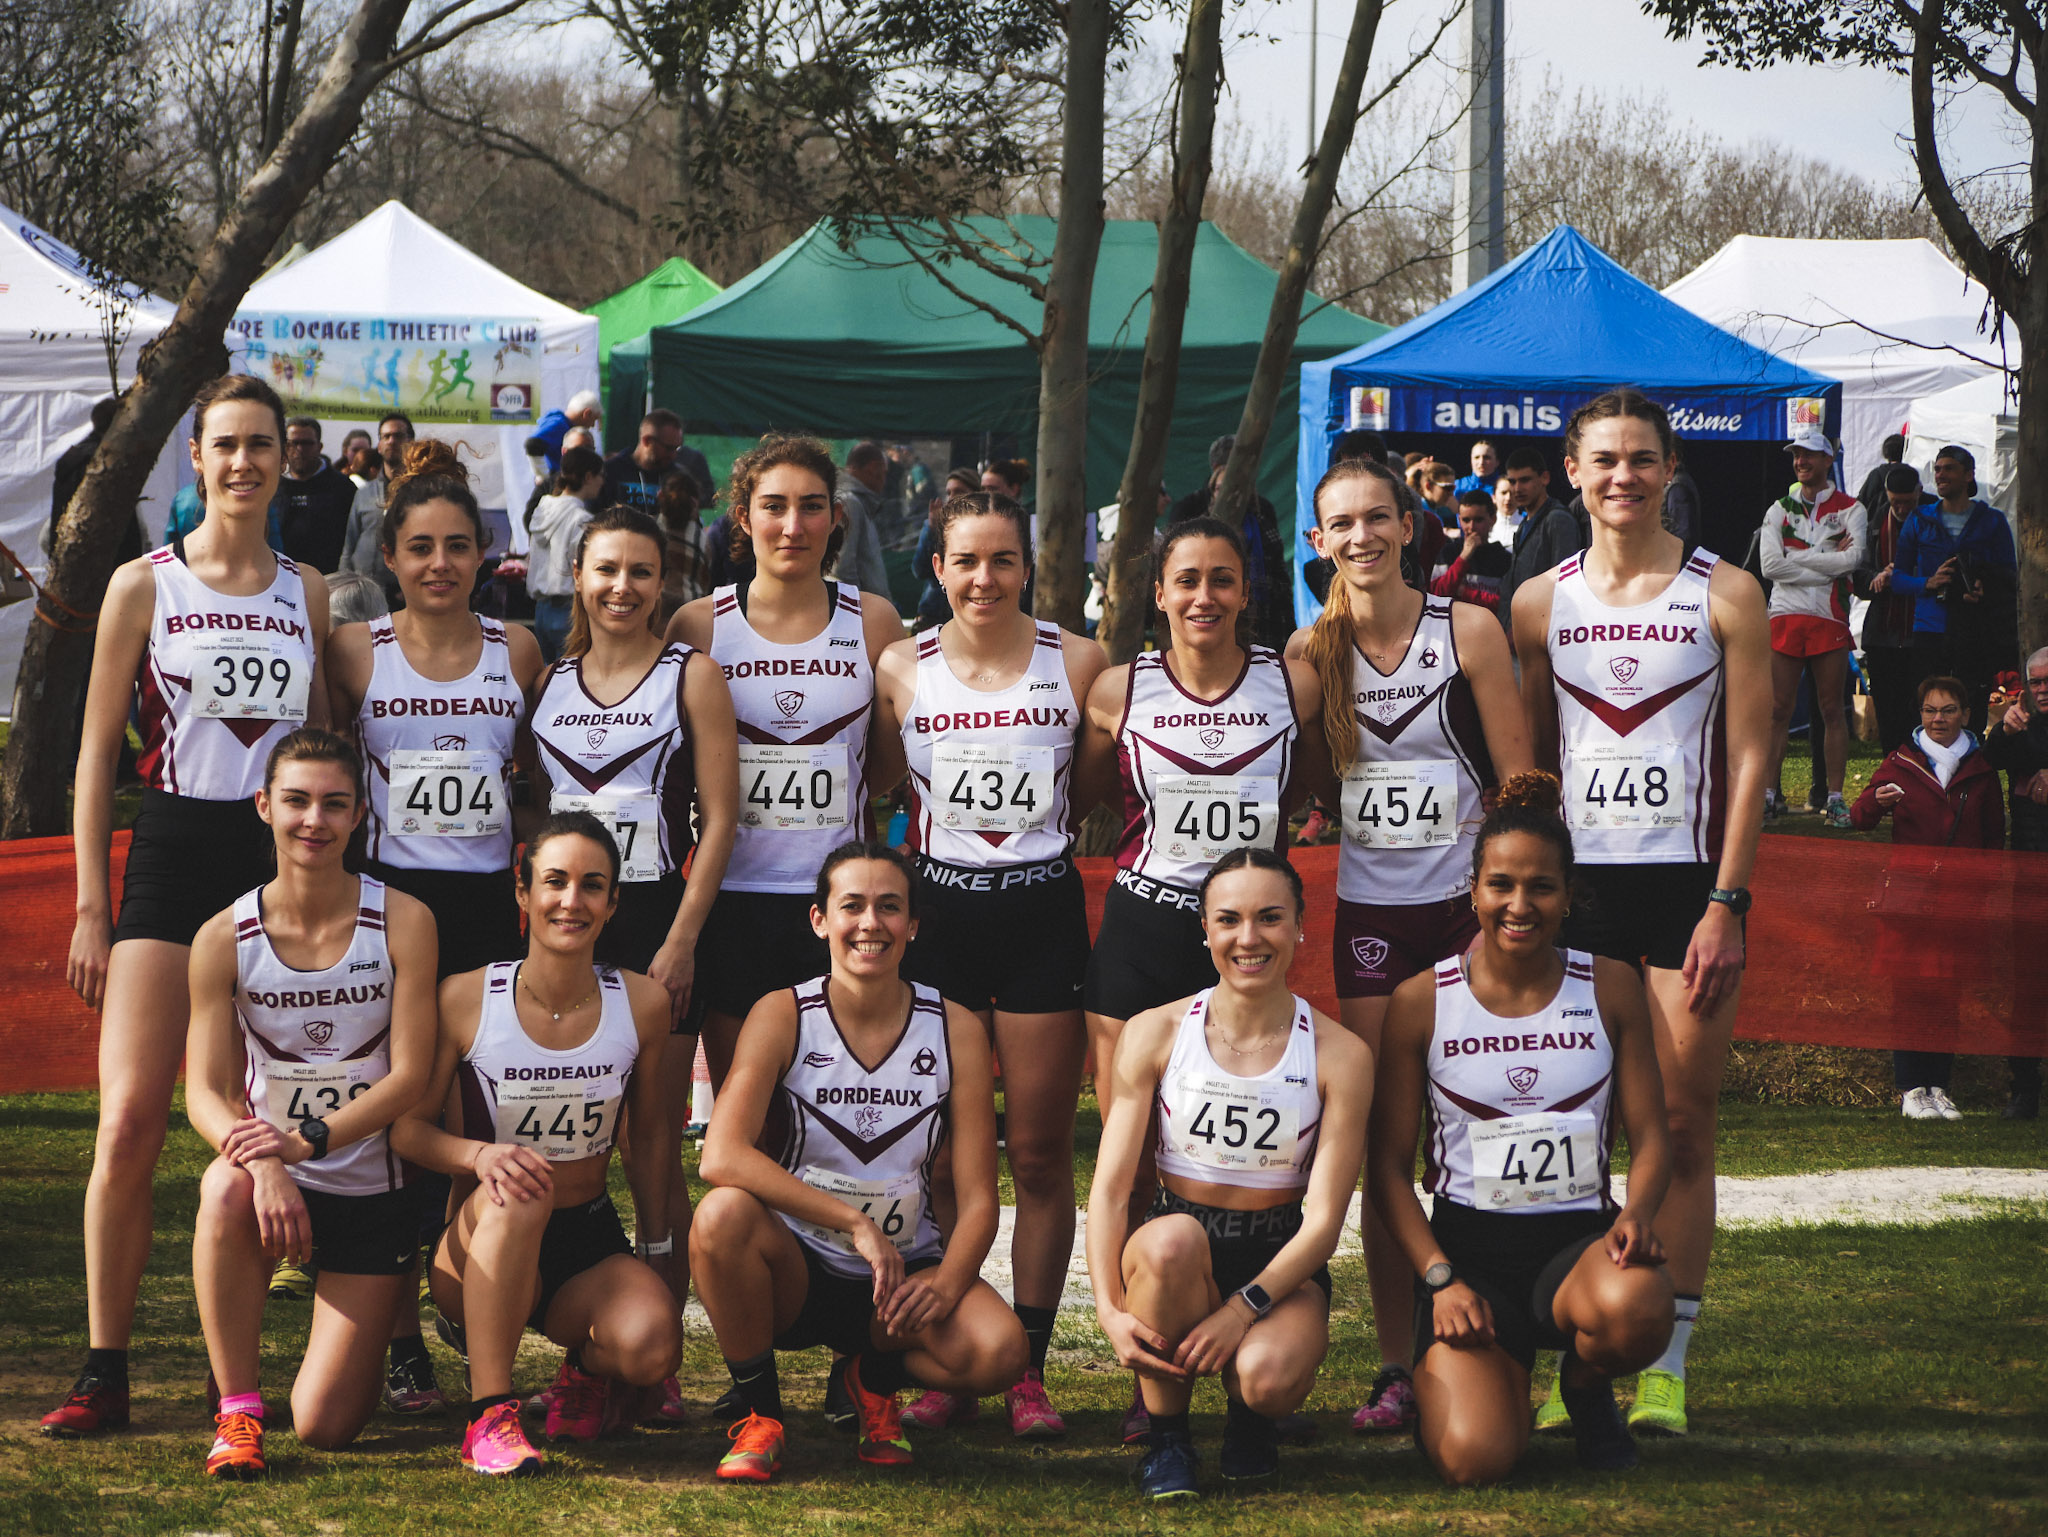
[939,510,1029,622]
[1932,454,1972,501]
[1791,446,1833,491]
[388,498,482,614]
[1200,866,1303,990]
[190,400,283,526]
[257,756,363,867]
[1155,535,1246,653]
[575,528,664,640]
[1310,471,1410,596]
[1472,829,1571,959]
[1564,415,1671,533]
[518,832,618,953]
[740,463,839,579]
[811,857,917,978]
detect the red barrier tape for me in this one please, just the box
[3,831,2038,1093]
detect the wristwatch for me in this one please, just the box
[1234,1282,1274,1320]
[1707,887,1753,916]
[1422,1261,1456,1294]
[297,1115,330,1161]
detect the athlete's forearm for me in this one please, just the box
[624,1108,672,1242]
[389,1116,488,1178]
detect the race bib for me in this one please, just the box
[193,633,310,722]
[738,743,850,832]
[1163,1073,1301,1175]
[1567,743,1684,833]
[550,791,662,883]
[389,751,507,839]
[1341,759,1457,848]
[260,1057,381,1131]
[492,1078,622,1162]
[1467,1113,1603,1210]
[932,743,1052,833]
[1155,775,1279,865]
[790,1166,925,1256]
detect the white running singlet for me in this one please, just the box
[1548,550,1726,864]
[1153,989,1321,1192]
[137,546,314,801]
[1113,647,1298,893]
[531,644,697,884]
[766,978,951,1277]
[1335,599,1494,905]
[902,620,1079,866]
[1424,950,1614,1214]
[234,876,401,1197]
[457,962,639,1163]
[357,617,524,872]
[712,582,873,892]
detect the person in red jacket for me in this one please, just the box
[1849,675,2005,1117]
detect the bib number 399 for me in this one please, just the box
[195,634,310,722]
[933,743,1052,833]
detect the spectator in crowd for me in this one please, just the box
[274,416,357,573]
[1418,460,1458,528]
[527,444,605,662]
[1663,444,1702,546]
[915,467,977,630]
[1499,446,1587,626]
[831,441,895,600]
[1489,473,1517,545]
[344,441,380,487]
[1429,488,1513,611]
[1981,647,2048,1119]
[339,427,372,478]
[1856,433,1907,516]
[982,457,1031,503]
[1871,444,2017,734]
[46,398,143,560]
[1759,431,1865,827]
[1180,438,1297,649]
[524,388,602,474]
[324,569,390,626]
[656,469,709,623]
[604,407,714,513]
[1850,675,2005,1120]
[1453,438,1498,497]
[522,425,600,535]
[339,412,414,603]
[701,504,754,592]
[1856,465,1936,751]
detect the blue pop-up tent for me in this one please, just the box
[1293,225,1842,624]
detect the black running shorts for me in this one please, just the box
[1561,862,1721,973]
[300,1185,418,1276]
[529,1193,634,1332]
[905,852,1090,1015]
[1083,872,1217,1020]
[693,888,830,1022]
[1413,1198,1610,1373]
[1140,1186,1333,1303]
[361,862,523,979]
[113,790,272,946]
[773,1242,941,1357]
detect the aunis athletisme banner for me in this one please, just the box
[1340,385,1830,444]
[230,312,543,426]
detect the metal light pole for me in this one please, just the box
[1308,0,1319,162]
[1451,0,1505,291]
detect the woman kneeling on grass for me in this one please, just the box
[185,729,437,1478]
[391,812,678,1477]
[1371,772,1674,1483]
[690,840,1026,1484]
[1087,848,1369,1501]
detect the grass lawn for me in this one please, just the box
[2,1091,2043,1534]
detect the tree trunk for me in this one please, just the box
[263,0,310,159]
[1097,0,1224,666]
[1031,0,1110,633]
[1210,0,1385,533]
[0,0,419,838]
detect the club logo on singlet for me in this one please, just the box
[775,690,804,718]
[1200,728,1225,750]
[1609,657,1639,686]
[1419,645,1440,669]
[856,1104,884,1138]
[1506,1065,1539,1095]
[911,1048,937,1076]
[1352,937,1390,973]
[304,1020,334,1047]
[433,734,467,752]
[586,728,606,749]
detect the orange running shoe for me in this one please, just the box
[717,1412,785,1483]
[204,1411,266,1481]
[846,1357,913,1467]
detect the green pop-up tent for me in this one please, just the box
[608,217,1385,533]
[587,256,722,379]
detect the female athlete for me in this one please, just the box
[1371,773,1674,1481]
[1088,849,1368,1499]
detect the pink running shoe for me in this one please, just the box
[640,1374,689,1427]
[1350,1366,1417,1433]
[462,1401,543,1477]
[544,1359,612,1443]
[901,1389,979,1430]
[1005,1369,1065,1439]
[1119,1384,1150,1447]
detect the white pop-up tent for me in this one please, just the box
[0,203,193,714]
[1906,371,2019,516]
[238,202,601,553]
[1665,236,2014,487]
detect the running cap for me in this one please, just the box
[1784,429,1834,455]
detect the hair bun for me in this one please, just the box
[397,439,466,484]
[1493,771,1563,817]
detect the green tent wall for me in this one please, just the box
[587,256,722,379]
[608,218,1385,535]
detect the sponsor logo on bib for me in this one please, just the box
[1506,1065,1540,1095]
[1351,937,1389,974]
[304,1020,334,1046]
[1609,656,1639,685]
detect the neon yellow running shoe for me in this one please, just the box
[1532,1372,1570,1433]
[267,1258,314,1301]
[1627,1368,1688,1436]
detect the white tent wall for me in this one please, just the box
[1666,236,2014,487]
[1906,371,2020,525]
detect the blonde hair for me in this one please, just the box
[1301,457,1408,777]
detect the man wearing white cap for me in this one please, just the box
[1758,430,1865,827]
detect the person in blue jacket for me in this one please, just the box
[1871,444,2016,733]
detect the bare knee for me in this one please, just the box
[94,1101,171,1176]
[1430,1425,1519,1488]
[1577,1269,1673,1376]
[1125,1216,1207,1282]
[197,1158,256,1226]
[1234,1356,1315,1418]
[688,1186,766,1262]
[602,1306,682,1386]
[956,1315,1029,1395]
[1004,1139,1073,1202]
[292,1404,369,1451]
